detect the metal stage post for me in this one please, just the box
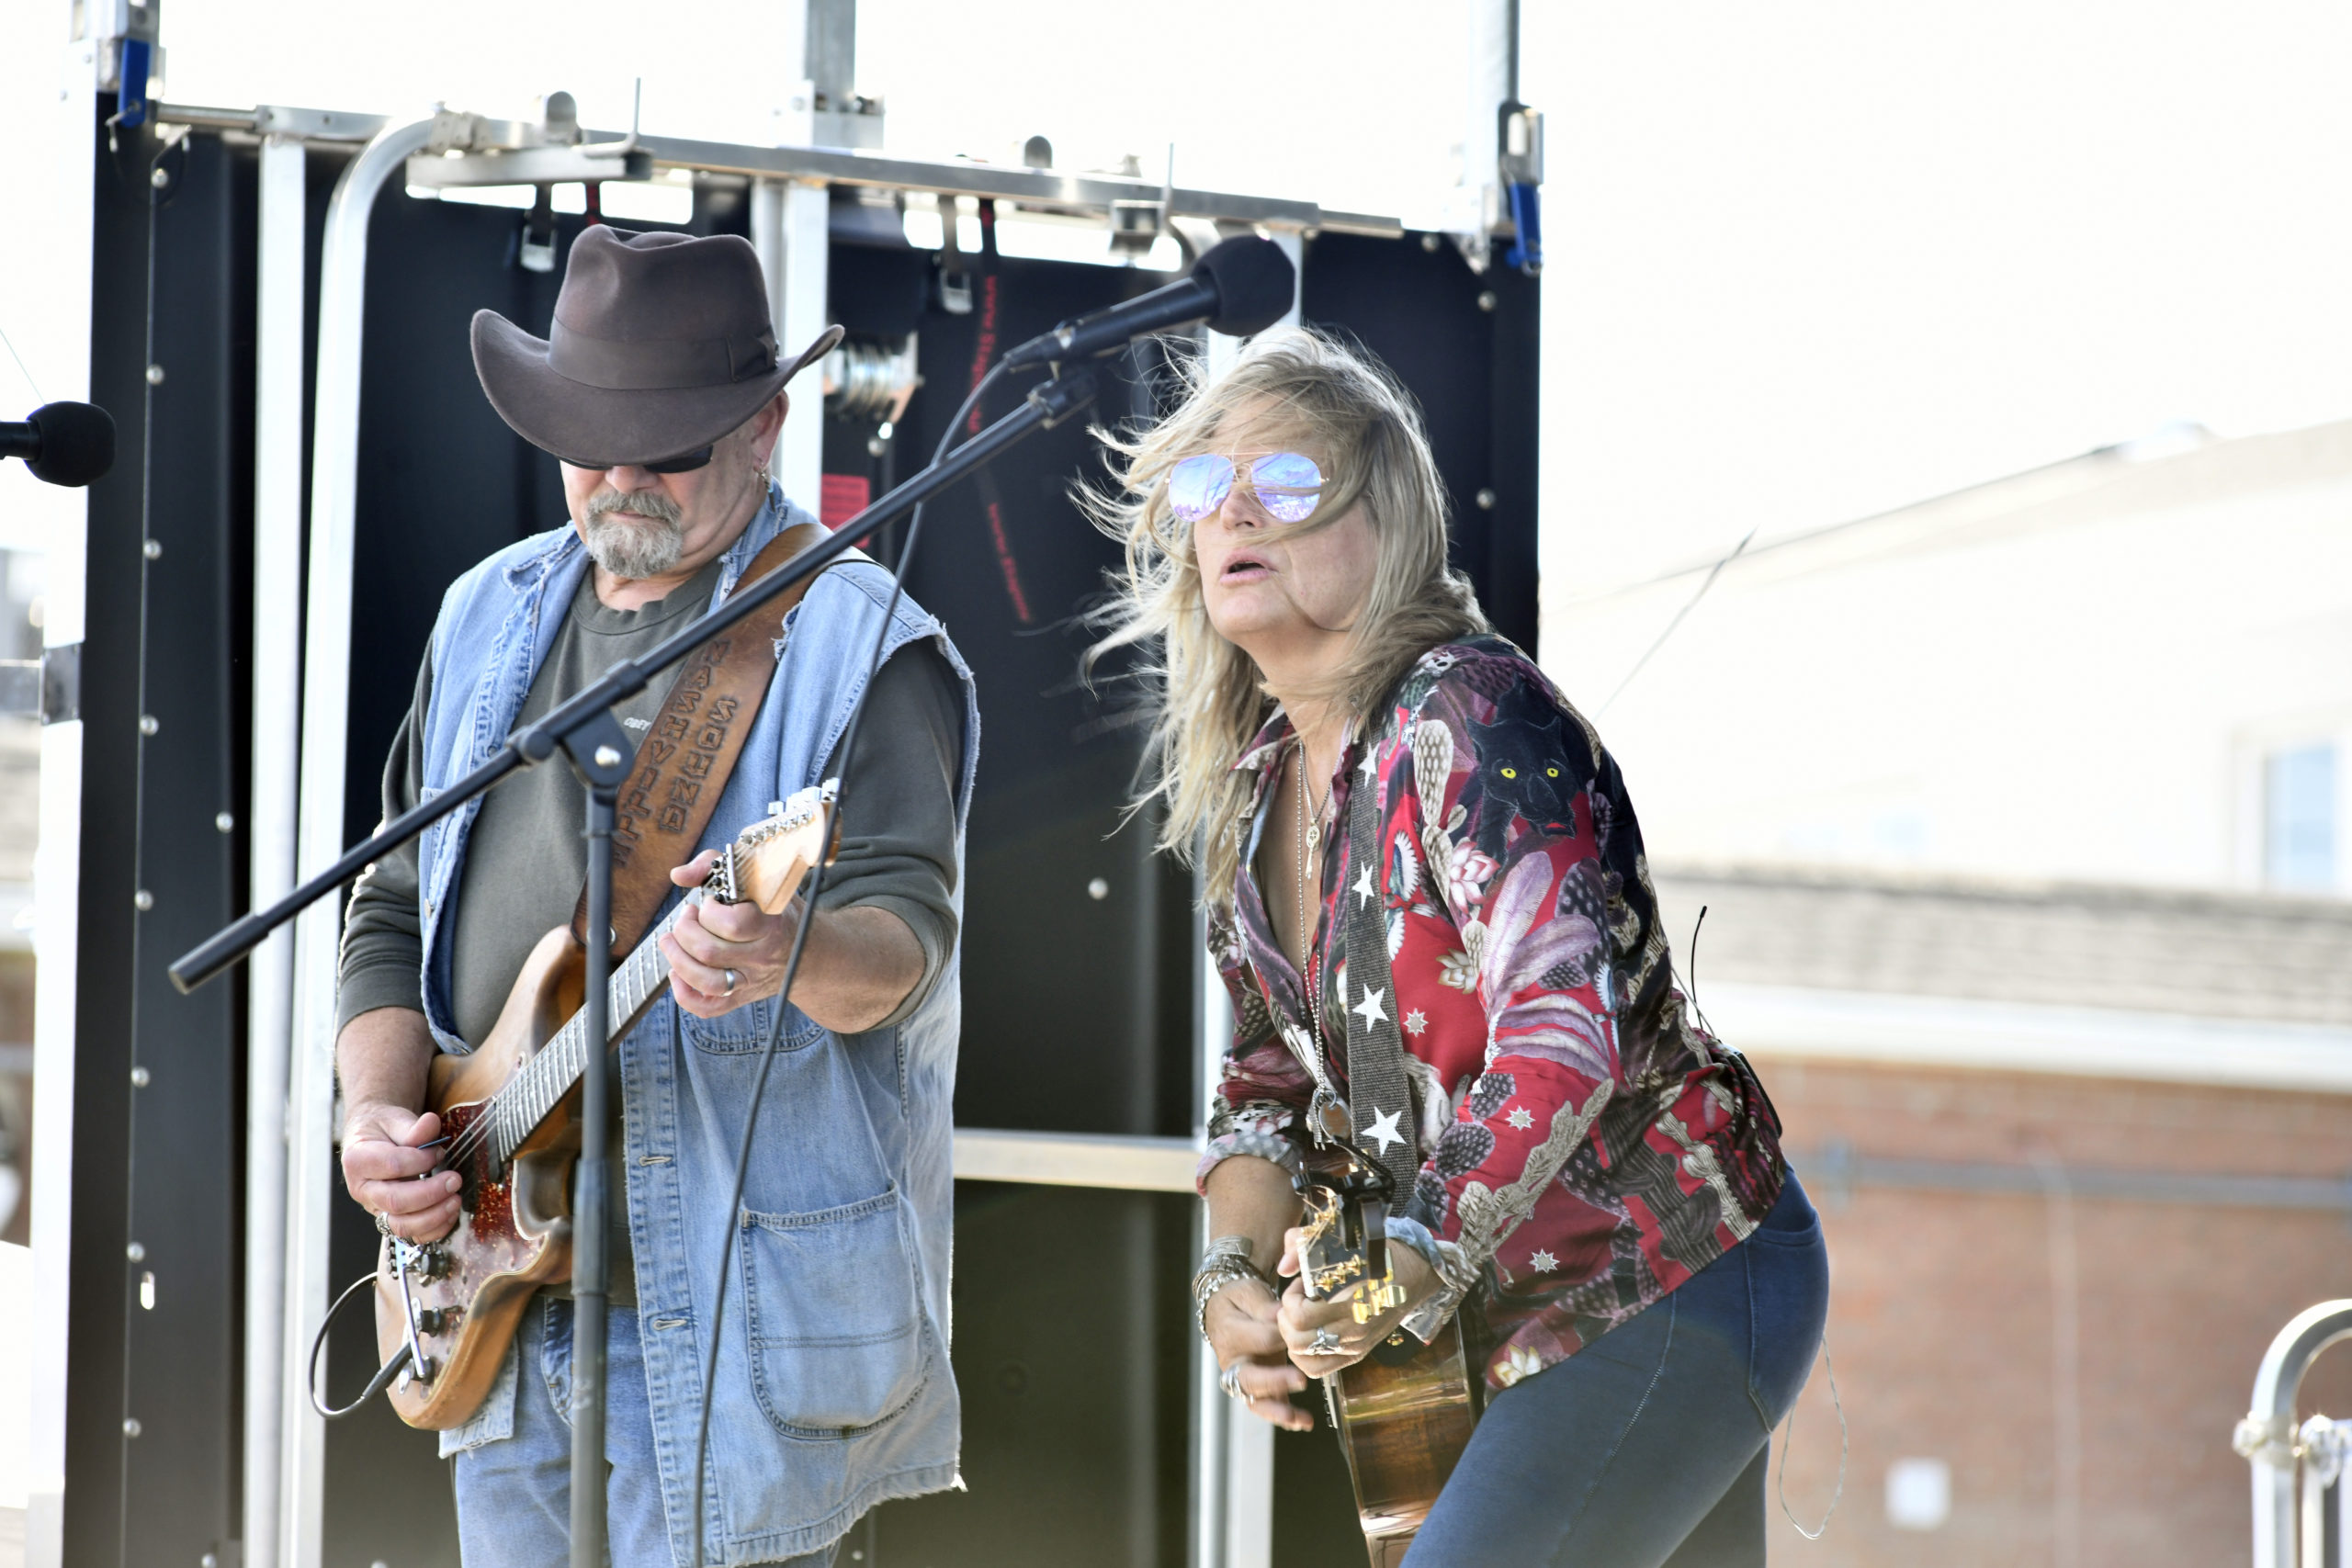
[243,127,308,1568]
[27,32,102,1568]
[285,113,441,1568]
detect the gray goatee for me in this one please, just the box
[582,488,687,580]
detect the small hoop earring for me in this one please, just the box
[752,462,772,493]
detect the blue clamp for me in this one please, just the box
[1503,182,1542,276]
[117,38,153,131]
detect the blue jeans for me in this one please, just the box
[1405,1173,1830,1568]
[452,1297,837,1568]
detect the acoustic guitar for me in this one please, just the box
[369,786,832,1429]
[1297,1156,1482,1568]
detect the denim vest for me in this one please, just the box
[407,491,975,1564]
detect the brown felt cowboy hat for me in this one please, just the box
[471,226,842,467]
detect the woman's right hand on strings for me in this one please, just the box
[1205,1277,1315,1431]
[340,1102,460,1241]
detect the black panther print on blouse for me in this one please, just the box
[1467,681,1581,859]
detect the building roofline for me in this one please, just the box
[1713,981,2352,1094]
[1656,860,2352,928]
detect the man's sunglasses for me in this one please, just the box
[1166,451,1325,525]
[560,446,715,475]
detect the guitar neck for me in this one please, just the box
[485,898,690,1168]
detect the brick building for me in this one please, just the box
[1649,864,2352,1564]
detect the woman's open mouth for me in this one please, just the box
[1221,551,1272,581]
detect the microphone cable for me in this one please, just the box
[688,355,1012,1566]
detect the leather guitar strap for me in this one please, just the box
[571,521,832,956]
[1342,716,1416,1219]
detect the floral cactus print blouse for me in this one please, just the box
[1200,637,1788,1392]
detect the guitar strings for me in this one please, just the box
[434,800,800,1177]
[435,893,703,1176]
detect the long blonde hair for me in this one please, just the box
[1083,326,1488,908]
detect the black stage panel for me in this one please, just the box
[865,1183,1194,1568]
[68,120,254,1568]
[1300,231,1542,652]
[883,248,1201,1143]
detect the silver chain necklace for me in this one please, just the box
[1291,736,1342,1130]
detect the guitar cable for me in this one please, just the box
[309,1269,411,1419]
[687,356,1012,1568]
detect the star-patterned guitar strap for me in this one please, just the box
[1342,719,1414,1220]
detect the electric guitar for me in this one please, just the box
[1297,1155,1482,1568]
[370,786,832,1429]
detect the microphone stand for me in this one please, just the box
[169,364,1099,1568]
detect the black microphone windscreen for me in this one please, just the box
[27,401,116,488]
[1193,236,1296,339]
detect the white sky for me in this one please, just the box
[4,0,2352,593]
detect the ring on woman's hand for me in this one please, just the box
[1306,1328,1344,1357]
[721,967,741,996]
[1219,1362,1248,1403]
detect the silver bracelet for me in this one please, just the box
[1192,1253,1281,1342]
[1201,1234,1256,1267]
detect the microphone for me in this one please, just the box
[1002,235,1296,370]
[1,402,116,488]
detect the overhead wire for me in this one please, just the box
[0,321,42,403]
[1596,525,1755,716]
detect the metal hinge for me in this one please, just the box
[40,642,81,725]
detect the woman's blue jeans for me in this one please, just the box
[1404,1173,1830,1568]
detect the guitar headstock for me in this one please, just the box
[708,782,836,914]
[1296,1151,1407,1325]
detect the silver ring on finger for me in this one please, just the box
[1307,1327,1344,1357]
[722,967,741,996]
[1219,1362,1248,1403]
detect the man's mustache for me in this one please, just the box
[586,490,683,525]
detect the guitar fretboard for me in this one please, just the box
[479,894,697,1168]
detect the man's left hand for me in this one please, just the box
[662,849,798,1018]
[1274,1224,1438,1375]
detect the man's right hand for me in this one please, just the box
[341,1102,461,1241]
[1205,1279,1314,1432]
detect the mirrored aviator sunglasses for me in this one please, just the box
[559,445,716,475]
[1166,451,1326,525]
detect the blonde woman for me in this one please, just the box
[1091,329,1828,1566]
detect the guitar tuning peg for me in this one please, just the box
[767,800,786,817]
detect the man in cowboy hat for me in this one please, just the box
[334,226,973,1565]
